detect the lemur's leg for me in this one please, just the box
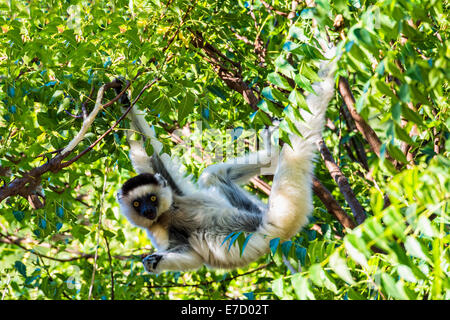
[142,246,203,273]
[199,127,278,188]
[216,176,265,214]
[198,125,278,213]
[198,151,274,214]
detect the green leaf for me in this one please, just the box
[206,85,227,100]
[271,87,291,105]
[392,102,401,123]
[72,225,90,241]
[295,246,307,265]
[344,235,369,268]
[394,123,416,146]
[281,241,293,257]
[353,28,375,52]
[294,74,316,94]
[103,230,116,239]
[404,236,432,263]
[257,99,271,115]
[375,80,397,99]
[347,288,365,300]
[401,105,424,126]
[387,143,408,164]
[309,263,338,293]
[228,231,242,250]
[288,89,309,112]
[405,64,424,83]
[271,278,284,298]
[144,139,154,156]
[178,92,195,123]
[291,273,315,300]
[275,56,295,79]
[284,116,303,138]
[14,261,27,277]
[116,229,126,244]
[397,265,418,283]
[381,273,408,300]
[256,109,273,126]
[13,210,25,222]
[268,72,291,90]
[301,64,322,82]
[398,84,411,103]
[269,237,280,255]
[291,43,325,60]
[329,251,355,285]
[240,233,254,257]
[382,208,406,240]
[52,90,64,99]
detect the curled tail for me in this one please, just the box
[261,51,337,240]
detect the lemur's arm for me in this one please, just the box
[143,247,203,273]
[114,79,194,196]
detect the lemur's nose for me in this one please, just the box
[141,203,157,220]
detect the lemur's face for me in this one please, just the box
[117,173,173,228]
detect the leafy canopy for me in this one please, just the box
[0,0,448,300]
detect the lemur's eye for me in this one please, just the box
[150,195,157,202]
[133,201,140,208]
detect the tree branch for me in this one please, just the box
[339,103,369,170]
[189,30,264,114]
[61,78,158,168]
[312,177,357,230]
[0,75,156,206]
[317,138,367,225]
[0,230,134,262]
[338,77,397,168]
[260,0,289,17]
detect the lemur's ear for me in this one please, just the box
[154,173,168,188]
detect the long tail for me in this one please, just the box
[261,49,337,240]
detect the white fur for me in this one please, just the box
[117,184,172,229]
[127,108,197,195]
[120,47,337,273]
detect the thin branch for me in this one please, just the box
[147,262,273,289]
[0,73,152,206]
[260,0,289,17]
[287,1,299,22]
[338,77,397,169]
[104,234,115,300]
[339,103,369,170]
[317,138,367,225]
[88,171,108,300]
[0,231,134,262]
[312,177,357,230]
[249,177,272,196]
[161,2,196,53]
[229,28,252,46]
[82,85,96,119]
[247,3,266,67]
[0,231,92,262]
[61,78,158,168]
[189,30,268,116]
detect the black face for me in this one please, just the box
[132,194,159,220]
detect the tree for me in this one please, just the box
[0,0,448,300]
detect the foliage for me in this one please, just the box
[0,0,448,300]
